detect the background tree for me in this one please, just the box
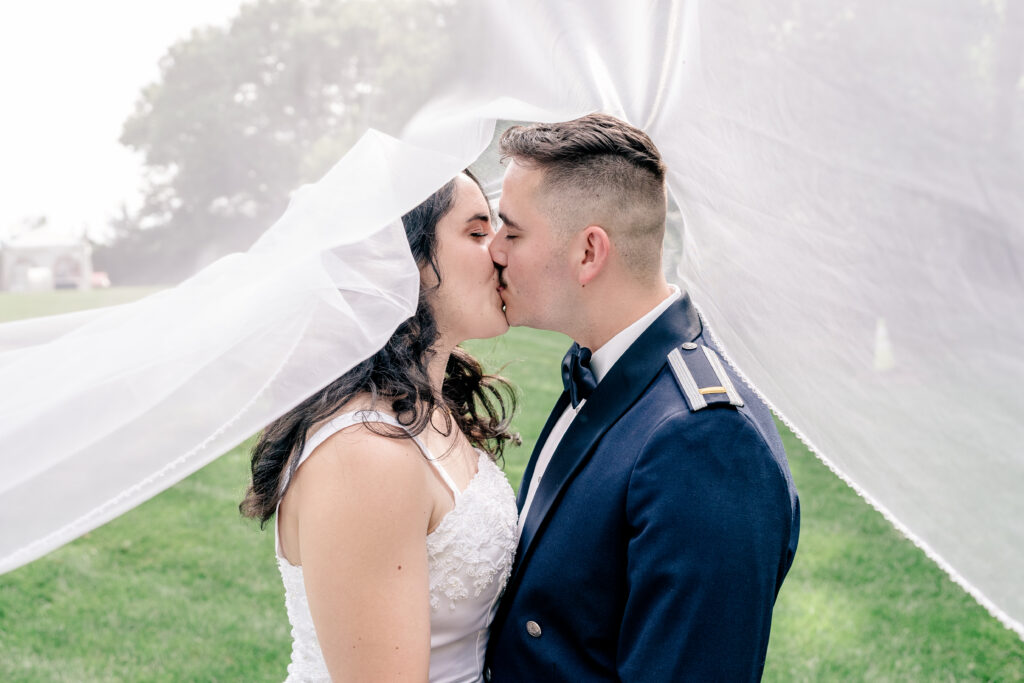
[96,0,457,284]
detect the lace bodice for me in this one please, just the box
[275,411,518,682]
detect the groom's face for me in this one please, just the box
[491,160,574,331]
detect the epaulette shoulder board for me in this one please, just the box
[667,342,745,412]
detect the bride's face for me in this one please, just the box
[426,173,509,344]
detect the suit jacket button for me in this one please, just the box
[526,620,542,638]
[484,666,492,682]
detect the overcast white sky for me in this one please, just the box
[0,1,248,241]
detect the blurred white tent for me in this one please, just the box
[0,0,1022,641]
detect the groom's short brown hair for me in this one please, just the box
[499,113,667,276]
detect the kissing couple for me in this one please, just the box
[242,113,800,682]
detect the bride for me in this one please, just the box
[239,170,520,682]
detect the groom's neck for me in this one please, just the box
[570,276,673,352]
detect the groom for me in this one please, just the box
[485,114,800,681]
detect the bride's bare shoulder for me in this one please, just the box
[304,394,397,439]
[296,396,423,486]
[288,426,429,537]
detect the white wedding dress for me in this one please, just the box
[274,411,519,682]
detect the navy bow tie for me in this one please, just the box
[561,342,598,408]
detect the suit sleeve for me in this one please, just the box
[618,408,794,682]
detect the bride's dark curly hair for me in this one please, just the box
[240,171,518,525]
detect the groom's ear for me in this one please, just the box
[577,225,611,286]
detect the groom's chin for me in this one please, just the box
[500,297,536,329]
[503,305,537,330]
[499,304,520,327]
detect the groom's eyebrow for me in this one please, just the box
[498,212,519,228]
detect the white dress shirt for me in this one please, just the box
[517,285,682,535]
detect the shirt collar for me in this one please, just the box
[588,284,682,384]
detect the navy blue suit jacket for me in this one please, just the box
[485,294,800,682]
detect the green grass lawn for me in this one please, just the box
[1,289,1022,681]
[0,287,163,323]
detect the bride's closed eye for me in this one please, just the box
[465,213,492,239]
[469,222,494,239]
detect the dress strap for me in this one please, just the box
[314,412,460,498]
[422,451,461,498]
[281,410,403,489]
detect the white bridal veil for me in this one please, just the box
[1,0,1022,638]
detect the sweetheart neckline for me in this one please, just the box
[277,450,491,569]
[427,450,488,540]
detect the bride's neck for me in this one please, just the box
[426,343,453,399]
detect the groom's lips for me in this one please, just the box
[496,284,508,312]
[495,284,507,312]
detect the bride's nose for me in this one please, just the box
[489,229,508,265]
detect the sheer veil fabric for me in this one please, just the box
[2,0,1022,638]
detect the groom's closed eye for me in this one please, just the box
[497,216,519,240]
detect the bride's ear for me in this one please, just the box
[419,260,441,290]
[576,225,611,286]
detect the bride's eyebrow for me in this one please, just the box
[466,213,490,223]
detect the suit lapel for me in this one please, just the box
[516,391,571,509]
[489,377,572,646]
[507,295,702,593]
